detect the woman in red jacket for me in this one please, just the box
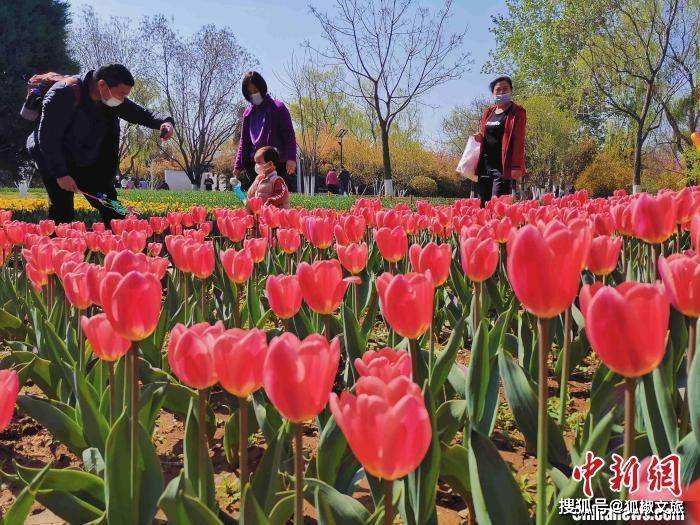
[474,76,526,207]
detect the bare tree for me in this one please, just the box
[440,95,491,156]
[580,0,682,190]
[280,49,346,190]
[309,0,470,195]
[141,16,254,188]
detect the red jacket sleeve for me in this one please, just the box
[265,178,289,207]
[510,107,527,172]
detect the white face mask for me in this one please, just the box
[250,93,264,106]
[101,84,123,107]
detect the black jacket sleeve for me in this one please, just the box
[115,98,174,130]
[37,85,77,179]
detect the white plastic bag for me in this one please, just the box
[456,136,480,182]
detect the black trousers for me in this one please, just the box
[31,149,125,226]
[477,169,513,208]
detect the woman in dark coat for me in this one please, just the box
[233,71,297,191]
[474,76,527,207]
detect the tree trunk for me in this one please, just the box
[633,124,644,192]
[379,120,393,196]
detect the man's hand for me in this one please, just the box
[160,122,174,141]
[286,159,296,174]
[56,175,79,193]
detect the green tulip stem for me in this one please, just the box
[201,279,206,322]
[681,317,697,436]
[472,281,482,333]
[76,307,83,371]
[428,321,434,380]
[558,308,572,427]
[232,283,241,328]
[536,317,549,525]
[198,389,208,502]
[238,396,248,485]
[294,423,304,525]
[622,377,636,500]
[108,361,116,425]
[384,479,394,525]
[184,272,189,322]
[324,315,332,339]
[127,344,139,517]
[352,283,359,316]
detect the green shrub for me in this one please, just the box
[408,176,438,196]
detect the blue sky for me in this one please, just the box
[78,0,508,143]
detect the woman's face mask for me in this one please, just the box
[494,93,512,105]
[250,93,264,106]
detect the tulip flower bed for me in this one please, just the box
[0,189,699,525]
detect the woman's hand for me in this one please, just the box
[160,122,174,141]
[286,160,296,174]
[473,133,483,143]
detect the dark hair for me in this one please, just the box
[255,146,280,165]
[242,71,268,101]
[489,75,513,93]
[95,64,135,88]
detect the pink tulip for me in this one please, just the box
[277,228,301,254]
[81,314,131,362]
[631,193,676,244]
[265,274,303,320]
[507,222,590,318]
[409,242,452,286]
[336,242,369,275]
[658,254,700,318]
[297,259,360,315]
[374,226,408,263]
[220,248,254,284]
[586,236,622,276]
[0,369,19,432]
[100,271,163,341]
[460,236,499,283]
[185,241,215,279]
[376,272,434,339]
[244,237,267,263]
[167,322,225,389]
[263,333,340,422]
[329,375,431,480]
[585,283,669,377]
[213,328,268,397]
[63,270,92,310]
[354,348,412,382]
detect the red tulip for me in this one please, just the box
[191,206,207,224]
[265,274,302,319]
[585,282,669,377]
[81,314,131,361]
[578,282,604,321]
[354,348,412,382]
[263,333,340,422]
[213,328,268,397]
[248,196,263,214]
[409,242,452,286]
[586,236,622,276]
[220,248,254,284]
[63,270,92,310]
[329,375,431,480]
[506,222,590,318]
[149,216,168,234]
[244,237,267,263]
[335,215,366,245]
[336,242,369,275]
[104,249,150,276]
[658,254,700,318]
[0,369,19,431]
[100,271,163,341]
[302,216,335,249]
[460,236,499,283]
[297,259,360,315]
[277,228,301,254]
[376,272,434,339]
[26,263,48,291]
[167,322,225,389]
[186,241,215,279]
[147,242,163,257]
[217,216,248,243]
[691,215,700,252]
[631,193,676,244]
[38,220,55,237]
[374,226,408,263]
[121,230,147,253]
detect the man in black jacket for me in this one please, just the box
[27,63,175,224]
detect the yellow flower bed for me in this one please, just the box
[0,194,195,216]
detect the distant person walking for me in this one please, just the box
[26,63,174,224]
[326,168,339,194]
[204,176,214,191]
[339,167,351,195]
[473,75,526,207]
[233,71,297,191]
